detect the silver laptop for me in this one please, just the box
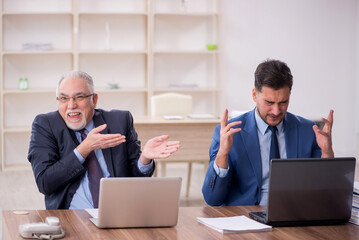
[90,177,182,228]
[249,157,356,227]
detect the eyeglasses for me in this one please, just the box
[56,94,94,103]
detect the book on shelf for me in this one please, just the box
[22,43,53,51]
[197,216,272,234]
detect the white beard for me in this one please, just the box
[65,109,87,131]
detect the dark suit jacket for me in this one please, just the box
[202,109,321,206]
[28,109,154,209]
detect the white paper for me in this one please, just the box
[349,207,359,225]
[85,208,98,218]
[197,216,272,234]
[354,181,359,194]
[163,115,184,120]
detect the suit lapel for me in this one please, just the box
[284,113,298,158]
[69,128,80,145]
[54,111,79,147]
[241,109,262,187]
[93,110,115,176]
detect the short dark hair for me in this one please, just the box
[254,59,293,92]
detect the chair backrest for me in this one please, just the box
[151,92,192,117]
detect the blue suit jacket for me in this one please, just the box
[28,109,154,209]
[202,109,321,206]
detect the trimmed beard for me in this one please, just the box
[65,109,87,131]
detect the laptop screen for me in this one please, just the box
[94,177,182,228]
[267,157,356,224]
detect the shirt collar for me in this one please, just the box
[83,119,94,133]
[254,108,284,135]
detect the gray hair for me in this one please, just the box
[56,70,95,97]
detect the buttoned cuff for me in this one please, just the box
[73,149,86,164]
[213,161,229,178]
[138,158,154,174]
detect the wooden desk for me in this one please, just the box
[3,206,359,240]
[134,116,219,197]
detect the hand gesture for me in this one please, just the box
[140,135,180,164]
[215,109,242,168]
[77,124,126,158]
[312,109,334,158]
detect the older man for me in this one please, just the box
[28,71,180,209]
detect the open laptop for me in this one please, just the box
[249,157,356,227]
[90,177,182,228]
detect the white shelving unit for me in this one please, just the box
[0,0,222,169]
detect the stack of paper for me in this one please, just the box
[349,181,359,225]
[163,115,184,120]
[197,216,272,234]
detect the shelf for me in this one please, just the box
[3,131,32,167]
[154,13,218,16]
[3,93,57,128]
[78,54,147,89]
[154,50,219,54]
[1,164,31,170]
[79,0,147,13]
[154,14,218,51]
[78,14,147,51]
[3,53,73,89]
[3,0,72,13]
[2,12,72,16]
[153,87,219,93]
[0,0,222,169]
[79,50,148,54]
[2,50,73,55]
[3,127,31,133]
[2,14,73,51]
[97,92,147,116]
[3,87,148,94]
[96,87,148,93]
[153,0,218,14]
[79,12,147,16]
[3,89,55,94]
[154,54,217,89]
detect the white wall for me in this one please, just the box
[223,0,358,157]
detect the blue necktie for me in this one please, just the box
[268,126,280,163]
[80,129,103,208]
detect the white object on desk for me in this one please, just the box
[354,181,359,193]
[19,216,65,239]
[163,115,184,120]
[86,208,98,218]
[197,216,272,234]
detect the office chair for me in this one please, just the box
[151,92,192,117]
[151,92,196,197]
